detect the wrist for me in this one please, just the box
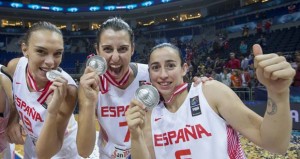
[267,89,289,103]
[46,111,58,118]
[79,100,97,109]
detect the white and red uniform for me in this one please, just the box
[0,64,15,159]
[12,57,80,159]
[151,83,246,159]
[97,63,149,159]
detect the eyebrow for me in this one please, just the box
[34,46,63,52]
[101,44,130,48]
[150,60,177,66]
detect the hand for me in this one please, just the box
[6,121,24,145]
[125,99,146,138]
[193,76,213,86]
[47,76,68,114]
[78,67,99,106]
[253,44,295,93]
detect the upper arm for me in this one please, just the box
[1,74,13,106]
[202,80,264,146]
[6,58,20,77]
[56,85,77,139]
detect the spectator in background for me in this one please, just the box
[231,69,242,88]
[212,39,222,55]
[226,52,240,69]
[291,51,300,69]
[256,35,267,48]
[211,69,221,82]
[220,68,231,87]
[205,56,214,69]
[241,55,249,71]
[242,25,249,37]
[240,68,251,87]
[264,19,272,34]
[292,52,300,87]
[213,57,223,74]
[256,22,263,35]
[288,3,296,14]
[185,47,193,61]
[239,40,248,55]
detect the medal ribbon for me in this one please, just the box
[26,65,53,105]
[99,69,130,94]
[163,83,188,104]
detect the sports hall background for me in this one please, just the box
[0,0,299,158]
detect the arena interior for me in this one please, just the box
[0,0,299,158]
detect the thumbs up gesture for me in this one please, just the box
[253,44,295,93]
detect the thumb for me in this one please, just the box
[84,66,95,74]
[252,44,263,57]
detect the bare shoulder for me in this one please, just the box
[201,80,234,106]
[6,58,21,77]
[202,80,233,98]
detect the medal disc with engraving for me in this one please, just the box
[135,85,159,109]
[46,70,62,81]
[86,55,107,75]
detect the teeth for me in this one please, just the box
[110,65,121,68]
[160,82,170,86]
[40,68,50,72]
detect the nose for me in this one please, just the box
[44,55,55,68]
[110,50,120,63]
[159,68,168,79]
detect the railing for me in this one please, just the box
[231,87,254,101]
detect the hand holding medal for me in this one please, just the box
[134,85,159,109]
[86,55,107,75]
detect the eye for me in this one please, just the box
[151,65,160,71]
[36,49,46,55]
[118,46,128,53]
[166,63,176,70]
[54,51,63,57]
[103,47,113,53]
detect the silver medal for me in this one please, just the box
[46,70,62,81]
[135,85,159,109]
[86,55,107,75]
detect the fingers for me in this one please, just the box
[84,66,97,75]
[262,60,290,80]
[126,101,146,129]
[14,126,25,144]
[255,52,296,80]
[50,77,68,95]
[6,124,24,144]
[192,77,202,86]
[192,76,213,86]
[130,99,146,110]
[80,68,100,89]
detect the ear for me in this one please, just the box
[95,43,100,56]
[181,63,189,77]
[21,43,28,57]
[131,44,135,56]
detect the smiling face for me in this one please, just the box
[22,30,64,83]
[96,29,133,81]
[148,46,187,100]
